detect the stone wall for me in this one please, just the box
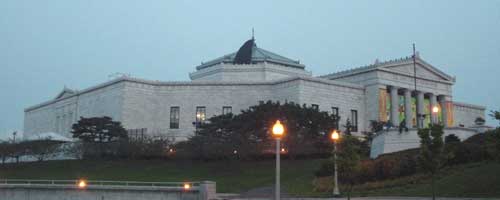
[23,81,125,139]
[453,102,486,127]
[121,77,365,141]
[189,62,312,81]
[0,181,216,200]
[370,127,480,158]
[297,79,366,134]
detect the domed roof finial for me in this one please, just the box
[252,28,255,40]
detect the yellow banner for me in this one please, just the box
[446,101,454,126]
[379,89,388,122]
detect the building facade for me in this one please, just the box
[24,39,486,154]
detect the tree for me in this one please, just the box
[24,139,63,161]
[343,118,353,135]
[417,124,445,200]
[490,110,500,124]
[336,135,361,200]
[443,134,462,165]
[474,117,485,125]
[185,101,338,160]
[72,116,127,143]
[71,116,127,158]
[0,141,10,165]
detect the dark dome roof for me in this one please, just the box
[233,39,256,64]
[196,39,305,70]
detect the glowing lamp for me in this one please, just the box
[331,130,340,141]
[272,120,285,138]
[432,106,439,113]
[78,180,87,189]
[183,183,191,190]
[281,148,286,152]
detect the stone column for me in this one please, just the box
[429,93,438,124]
[404,89,413,128]
[417,91,425,128]
[390,86,400,126]
[440,95,449,127]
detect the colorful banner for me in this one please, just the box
[398,96,405,124]
[411,97,417,127]
[446,101,454,126]
[379,89,389,122]
[424,99,431,128]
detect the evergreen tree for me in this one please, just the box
[337,135,361,200]
[417,124,445,200]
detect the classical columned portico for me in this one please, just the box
[404,89,413,128]
[387,85,443,129]
[389,86,399,126]
[416,91,425,128]
[440,95,449,127]
[429,93,438,124]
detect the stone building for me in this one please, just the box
[23,38,487,156]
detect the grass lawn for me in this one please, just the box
[1,159,499,197]
[0,159,322,194]
[353,162,500,198]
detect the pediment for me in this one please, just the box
[381,60,454,82]
[55,88,76,99]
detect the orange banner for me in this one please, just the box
[446,101,454,126]
[379,89,388,122]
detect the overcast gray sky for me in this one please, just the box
[1,0,499,139]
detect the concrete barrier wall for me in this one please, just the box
[370,127,481,158]
[0,181,216,200]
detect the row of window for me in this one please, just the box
[331,107,358,132]
[170,106,233,129]
[168,105,358,132]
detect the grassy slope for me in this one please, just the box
[1,159,499,197]
[354,162,500,197]
[0,159,321,194]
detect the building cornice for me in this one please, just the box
[190,62,312,80]
[319,56,455,83]
[453,101,486,110]
[25,76,363,112]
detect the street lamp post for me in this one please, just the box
[272,120,285,200]
[12,131,17,143]
[331,130,340,197]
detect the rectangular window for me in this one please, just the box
[170,107,180,129]
[222,106,232,115]
[196,106,206,124]
[312,104,319,110]
[332,107,339,117]
[332,107,339,129]
[351,109,358,132]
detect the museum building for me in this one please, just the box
[23,38,487,157]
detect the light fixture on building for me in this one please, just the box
[78,180,87,189]
[432,106,439,113]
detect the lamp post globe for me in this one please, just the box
[432,106,439,114]
[432,106,439,124]
[331,130,339,141]
[331,129,340,197]
[272,120,284,137]
[272,120,285,200]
